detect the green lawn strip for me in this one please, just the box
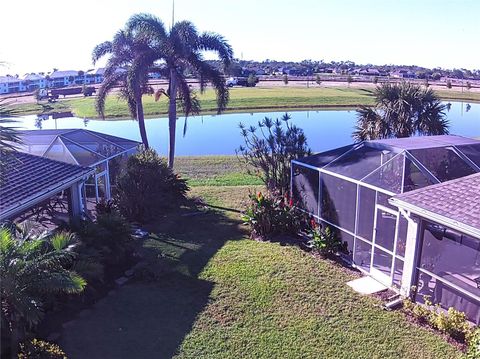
[11,86,480,117]
[58,186,461,359]
[174,156,262,187]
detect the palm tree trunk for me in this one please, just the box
[9,313,20,358]
[168,70,178,168]
[136,95,149,149]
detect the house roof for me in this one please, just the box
[368,135,479,151]
[0,76,22,84]
[17,129,140,167]
[23,74,46,81]
[391,173,480,238]
[0,152,94,221]
[49,70,79,78]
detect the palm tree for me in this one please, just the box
[127,13,233,168]
[92,28,155,148]
[0,227,86,355]
[353,82,449,141]
[0,99,22,180]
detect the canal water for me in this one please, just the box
[12,101,480,155]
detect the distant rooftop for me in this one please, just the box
[391,173,480,238]
[23,73,46,81]
[17,129,140,167]
[49,70,80,78]
[0,152,93,220]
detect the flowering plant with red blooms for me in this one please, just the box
[242,190,309,239]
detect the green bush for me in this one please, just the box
[307,222,345,256]
[403,296,474,342]
[115,149,189,222]
[18,339,67,359]
[466,328,480,359]
[75,213,133,268]
[242,191,308,239]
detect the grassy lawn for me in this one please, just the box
[57,178,462,358]
[174,156,262,187]
[11,85,480,118]
[10,87,376,117]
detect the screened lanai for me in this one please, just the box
[17,129,140,207]
[292,135,480,289]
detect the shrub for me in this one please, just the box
[446,79,452,89]
[315,74,322,86]
[283,74,288,85]
[466,81,472,90]
[307,221,345,256]
[75,213,133,268]
[247,74,258,87]
[115,149,189,222]
[372,76,378,84]
[403,295,474,342]
[242,191,308,239]
[237,114,311,194]
[18,339,67,359]
[466,328,480,359]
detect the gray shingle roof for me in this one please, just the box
[391,173,480,236]
[0,152,93,220]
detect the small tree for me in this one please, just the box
[347,75,353,87]
[247,73,257,87]
[115,148,189,222]
[424,78,430,88]
[372,76,379,84]
[315,74,322,86]
[283,74,288,85]
[466,81,472,90]
[446,79,452,89]
[237,113,311,194]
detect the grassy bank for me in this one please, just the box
[58,182,462,358]
[10,85,480,118]
[9,87,375,117]
[174,156,261,187]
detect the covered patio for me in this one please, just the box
[0,151,94,227]
[17,129,140,207]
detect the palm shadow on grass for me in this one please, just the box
[59,202,244,359]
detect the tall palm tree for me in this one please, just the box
[353,81,449,141]
[92,27,155,148]
[127,13,233,168]
[0,227,86,355]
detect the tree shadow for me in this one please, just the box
[57,204,242,359]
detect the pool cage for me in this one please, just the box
[18,129,140,212]
[291,135,480,288]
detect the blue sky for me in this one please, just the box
[0,0,478,75]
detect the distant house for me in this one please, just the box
[391,69,416,79]
[49,70,79,87]
[0,76,27,94]
[23,73,47,91]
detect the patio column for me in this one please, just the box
[69,182,83,218]
[399,210,421,297]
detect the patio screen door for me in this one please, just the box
[370,205,398,286]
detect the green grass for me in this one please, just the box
[58,185,462,359]
[11,86,480,118]
[174,156,262,187]
[13,87,375,117]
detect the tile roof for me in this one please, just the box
[391,173,480,235]
[0,152,93,220]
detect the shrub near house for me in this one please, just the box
[115,149,189,222]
